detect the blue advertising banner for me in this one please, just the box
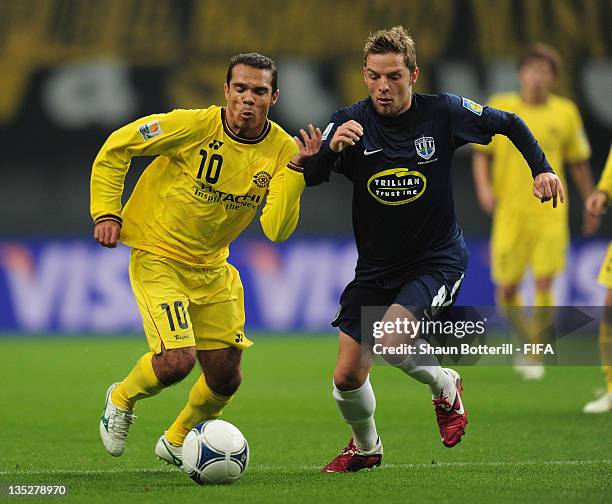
[0,239,608,333]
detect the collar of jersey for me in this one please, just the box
[221,108,271,144]
[367,95,422,125]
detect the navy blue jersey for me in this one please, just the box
[304,93,553,285]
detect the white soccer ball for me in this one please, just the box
[182,419,249,485]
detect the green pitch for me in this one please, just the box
[0,335,609,503]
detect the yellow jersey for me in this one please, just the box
[90,106,304,267]
[597,144,612,196]
[475,93,590,221]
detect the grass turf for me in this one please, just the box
[0,334,609,503]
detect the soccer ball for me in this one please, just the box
[182,419,249,485]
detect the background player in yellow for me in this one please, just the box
[472,43,597,379]
[583,144,612,413]
[90,53,323,462]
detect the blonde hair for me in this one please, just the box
[363,26,417,71]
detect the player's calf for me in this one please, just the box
[153,346,197,385]
[197,346,243,396]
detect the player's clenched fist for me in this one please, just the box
[330,120,364,153]
[94,220,121,248]
[533,172,565,208]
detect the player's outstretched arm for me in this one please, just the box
[448,94,558,204]
[260,125,323,242]
[90,109,194,239]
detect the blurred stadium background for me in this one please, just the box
[1,0,611,335]
[1,2,611,502]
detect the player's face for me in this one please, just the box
[364,52,419,116]
[224,64,279,138]
[518,58,556,102]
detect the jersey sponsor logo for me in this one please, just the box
[461,97,483,116]
[252,171,272,188]
[138,119,163,140]
[364,148,383,156]
[208,139,224,150]
[321,122,334,141]
[414,136,436,160]
[367,168,427,205]
[194,182,262,210]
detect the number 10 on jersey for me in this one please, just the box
[197,149,223,184]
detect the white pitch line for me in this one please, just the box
[378,459,612,469]
[0,468,170,476]
[0,459,609,476]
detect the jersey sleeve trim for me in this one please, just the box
[94,214,123,225]
[287,161,304,173]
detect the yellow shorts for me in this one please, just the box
[129,249,253,354]
[491,210,568,285]
[598,242,612,289]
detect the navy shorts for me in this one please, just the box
[332,267,466,343]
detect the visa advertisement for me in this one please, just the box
[0,239,608,334]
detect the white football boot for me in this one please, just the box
[583,392,612,414]
[99,382,136,456]
[155,432,183,468]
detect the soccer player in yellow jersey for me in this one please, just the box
[472,44,597,379]
[91,53,322,461]
[583,144,612,413]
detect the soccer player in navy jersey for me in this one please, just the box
[303,26,564,473]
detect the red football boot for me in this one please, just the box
[321,438,383,473]
[433,368,468,447]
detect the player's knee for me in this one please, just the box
[333,368,367,391]
[206,367,242,396]
[154,347,197,385]
[534,277,553,292]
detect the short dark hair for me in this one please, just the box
[364,26,417,72]
[226,53,278,92]
[518,43,561,76]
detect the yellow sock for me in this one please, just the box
[166,374,233,446]
[533,288,553,307]
[498,291,530,344]
[600,320,612,393]
[112,352,164,410]
[531,289,554,361]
